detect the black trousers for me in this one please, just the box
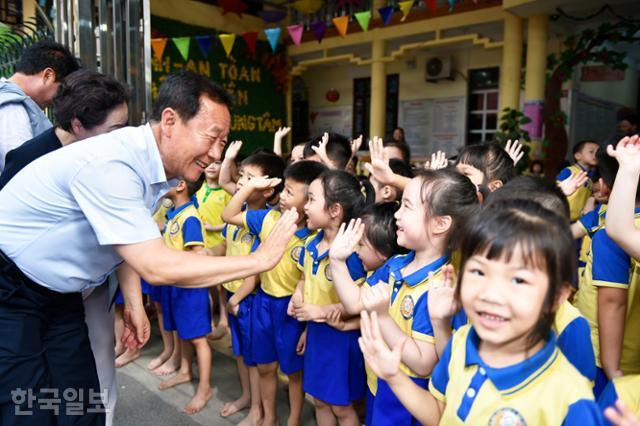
[0,251,105,426]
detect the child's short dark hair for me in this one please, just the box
[303,133,352,169]
[456,199,574,349]
[383,140,411,165]
[241,152,286,198]
[184,174,205,198]
[284,160,328,186]
[319,170,375,223]
[389,158,413,178]
[487,176,570,220]
[572,140,598,155]
[360,202,406,258]
[457,142,515,184]
[15,39,79,81]
[416,169,479,250]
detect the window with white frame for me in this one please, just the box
[467,67,500,145]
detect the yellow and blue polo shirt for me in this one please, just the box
[598,375,640,421]
[196,182,231,248]
[153,203,169,225]
[244,209,311,298]
[297,230,366,306]
[366,251,467,379]
[429,325,603,425]
[556,163,594,222]
[554,300,597,381]
[222,222,259,293]
[575,210,640,375]
[577,203,607,277]
[162,198,205,251]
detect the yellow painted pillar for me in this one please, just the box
[22,0,36,34]
[523,14,548,154]
[498,13,523,113]
[370,38,386,139]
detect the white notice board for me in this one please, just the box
[309,105,353,138]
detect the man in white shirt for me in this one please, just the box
[0,39,79,172]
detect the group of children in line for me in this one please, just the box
[115,125,640,426]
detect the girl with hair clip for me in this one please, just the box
[359,199,605,425]
[329,168,478,425]
[287,170,374,425]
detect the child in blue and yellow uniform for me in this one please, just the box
[455,142,515,198]
[289,170,372,425]
[221,160,327,426]
[359,199,604,425]
[219,150,286,425]
[330,169,477,425]
[598,375,640,425]
[154,178,213,415]
[557,140,599,222]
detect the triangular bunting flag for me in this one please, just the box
[332,16,349,38]
[287,24,304,45]
[399,1,414,22]
[172,37,191,61]
[354,11,371,32]
[426,0,436,13]
[219,34,236,57]
[264,27,281,53]
[194,35,212,57]
[310,21,326,43]
[151,38,168,60]
[448,0,455,12]
[378,6,394,26]
[242,31,258,57]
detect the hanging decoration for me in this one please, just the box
[399,1,414,22]
[151,38,168,60]
[448,0,455,12]
[194,35,212,57]
[172,37,191,61]
[287,24,305,45]
[264,27,281,53]
[354,11,372,32]
[219,34,236,57]
[218,0,249,18]
[241,31,258,57]
[292,0,324,15]
[310,21,326,43]
[258,9,287,23]
[378,6,394,26]
[426,0,436,13]
[332,16,349,38]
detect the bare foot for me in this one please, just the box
[207,323,228,341]
[147,351,171,371]
[152,358,180,376]
[237,407,263,426]
[115,349,140,368]
[183,388,212,415]
[220,395,250,417]
[114,344,125,358]
[158,371,191,390]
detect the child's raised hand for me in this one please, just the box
[362,281,390,314]
[505,139,525,166]
[274,126,291,141]
[364,136,395,185]
[351,134,364,158]
[558,170,588,196]
[427,266,459,323]
[607,134,640,173]
[311,132,332,166]
[424,150,448,170]
[225,140,243,161]
[248,176,282,191]
[604,399,640,426]
[330,219,365,262]
[358,311,404,381]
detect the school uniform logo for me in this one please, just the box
[241,232,253,244]
[291,246,303,263]
[324,265,333,282]
[169,221,180,237]
[488,407,526,426]
[400,295,414,319]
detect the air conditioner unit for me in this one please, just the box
[426,57,453,82]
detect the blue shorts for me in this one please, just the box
[303,321,365,406]
[227,290,256,366]
[114,279,158,305]
[251,289,305,374]
[594,367,609,399]
[162,286,212,340]
[365,388,375,426]
[372,376,427,425]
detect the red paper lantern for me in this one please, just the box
[326,88,340,102]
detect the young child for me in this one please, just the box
[598,375,640,426]
[556,140,599,222]
[289,170,373,426]
[369,159,413,203]
[455,142,515,197]
[222,160,327,426]
[359,199,604,425]
[155,177,213,415]
[219,150,286,425]
[303,132,353,170]
[330,169,477,425]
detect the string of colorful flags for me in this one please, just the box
[151,0,477,61]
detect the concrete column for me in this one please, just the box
[522,14,548,153]
[369,38,386,139]
[498,13,523,113]
[22,0,37,34]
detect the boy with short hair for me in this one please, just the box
[369,158,413,203]
[222,160,328,426]
[557,140,600,221]
[156,176,213,415]
[303,132,352,170]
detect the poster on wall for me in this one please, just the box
[309,106,353,139]
[399,96,466,157]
